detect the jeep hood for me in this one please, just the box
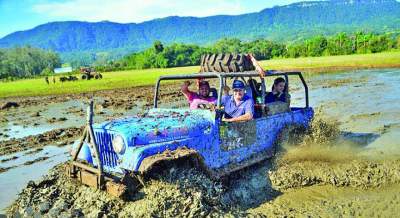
[92,108,215,145]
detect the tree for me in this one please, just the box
[0,46,61,79]
[153,41,164,53]
[397,36,400,49]
[306,35,327,56]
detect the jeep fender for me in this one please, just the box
[137,147,213,176]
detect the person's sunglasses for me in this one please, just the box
[233,89,243,92]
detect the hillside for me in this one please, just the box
[1,0,399,61]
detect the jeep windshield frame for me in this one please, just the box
[154,71,309,108]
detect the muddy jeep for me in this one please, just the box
[68,70,313,197]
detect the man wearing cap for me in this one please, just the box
[221,80,254,122]
[181,80,217,109]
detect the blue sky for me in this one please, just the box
[0,0,381,38]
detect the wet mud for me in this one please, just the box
[7,164,244,217]
[2,69,400,216]
[6,112,400,217]
[0,83,183,111]
[0,127,83,155]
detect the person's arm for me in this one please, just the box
[222,113,252,122]
[181,81,196,101]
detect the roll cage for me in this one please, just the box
[153,71,309,109]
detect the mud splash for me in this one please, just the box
[250,108,400,216]
[7,164,245,217]
[270,110,400,189]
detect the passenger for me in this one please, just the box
[181,80,217,109]
[265,77,287,103]
[221,80,254,122]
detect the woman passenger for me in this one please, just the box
[265,77,287,103]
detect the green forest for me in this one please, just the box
[0,46,60,80]
[1,32,399,80]
[97,32,400,72]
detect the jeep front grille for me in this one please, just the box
[94,131,119,168]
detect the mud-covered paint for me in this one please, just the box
[83,107,313,175]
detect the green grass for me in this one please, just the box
[0,66,198,98]
[1,52,400,98]
[259,51,400,71]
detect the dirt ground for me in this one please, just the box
[2,69,400,217]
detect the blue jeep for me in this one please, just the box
[68,71,314,197]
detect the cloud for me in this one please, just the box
[32,0,248,23]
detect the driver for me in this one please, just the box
[181,80,217,109]
[221,80,254,122]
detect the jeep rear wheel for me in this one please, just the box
[200,53,255,73]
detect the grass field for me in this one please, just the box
[259,51,400,71]
[1,52,399,98]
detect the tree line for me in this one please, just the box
[1,31,399,79]
[0,46,61,80]
[97,31,400,72]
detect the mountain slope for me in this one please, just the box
[1,0,399,58]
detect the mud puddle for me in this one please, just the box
[0,145,69,213]
[0,99,149,142]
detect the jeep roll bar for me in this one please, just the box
[154,71,309,108]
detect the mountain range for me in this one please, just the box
[1,0,399,62]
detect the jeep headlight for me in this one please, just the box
[112,135,126,154]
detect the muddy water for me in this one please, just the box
[0,145,69,212]
[2,68,400,216]
[250,68,400,216]
[0,99,147,142]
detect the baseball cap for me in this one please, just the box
[232,80,245,90]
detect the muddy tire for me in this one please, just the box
[81,74,88,80]
[94,74,100,79]
[199,53,255,73]
[138,148,212,179]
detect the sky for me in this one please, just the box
[0,0,382,38]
